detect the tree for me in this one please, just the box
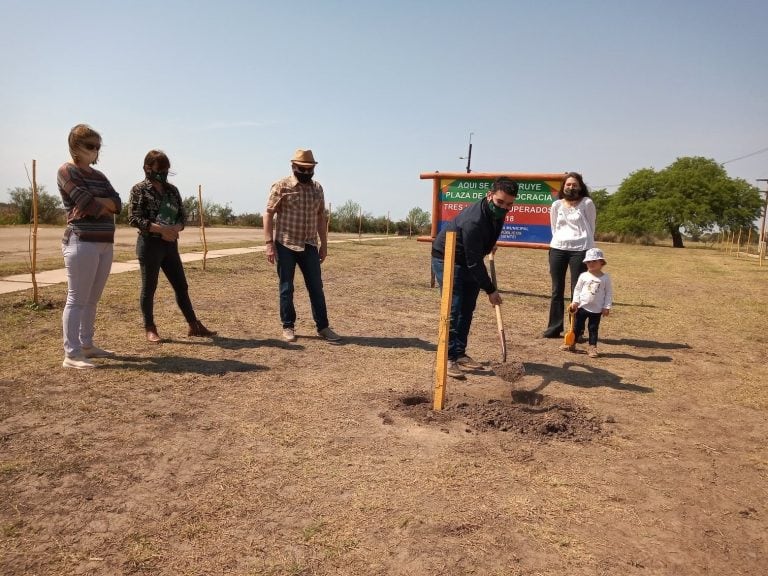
[406,207,430,234]
[7,185,63,224]
[331,200,362,232]
[602,157,762,247]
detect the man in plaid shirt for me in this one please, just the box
[264,149,341,343]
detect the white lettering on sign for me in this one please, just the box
[517,193,553,202]
[450,191,485,199]
[511,205,549,214]
[457,182,490,190]
[518,182,544,191]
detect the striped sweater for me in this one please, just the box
[57,163,122,243]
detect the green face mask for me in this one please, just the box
[150,171,169,183]
[487,199,509,219]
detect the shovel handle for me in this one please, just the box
[489,251,498,290]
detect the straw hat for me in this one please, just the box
[291,149,318,167]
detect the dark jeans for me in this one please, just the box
[137,235,197,328]
[431,257,481,361]
[574,308,602,346]
[545,248,587,336]
[275,242,329,331]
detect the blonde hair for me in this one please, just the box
[68,124,101,163]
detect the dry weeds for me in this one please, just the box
[1,238,767,575]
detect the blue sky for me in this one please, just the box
[2,0,767,220]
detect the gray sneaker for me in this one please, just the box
[318,327,342,342]
[62,355,96,369]
[447,360,466,379]
[456,354,483,369]
[282,327,297,342]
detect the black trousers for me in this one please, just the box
[544,247,587,336]
[136,235,196,328]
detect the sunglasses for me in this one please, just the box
[81,142,101,151]
[293,164,314,174]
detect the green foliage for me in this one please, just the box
[406,207,430,232]
[183,195,234,226]
[600,157,762,248]
[330,200,363,232]
[234,213,263,227]
[5,185,64,225]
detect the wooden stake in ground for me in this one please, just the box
[433,230,456,411]
[358,205,363,241]
[30,160,39,305]
[198,185,208,270]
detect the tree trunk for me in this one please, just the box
[670,227,685,248]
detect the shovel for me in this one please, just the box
[488,252,507,363]
[564,309,576,346]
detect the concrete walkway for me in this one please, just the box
[0,237,406,295]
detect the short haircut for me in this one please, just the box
[491,177,519,197]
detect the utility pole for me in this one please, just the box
[459,132,473,173]
[757,179,768,264]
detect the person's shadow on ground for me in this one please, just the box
[103,354,267,375]
[523,361,653,394]
[332,336,436,350]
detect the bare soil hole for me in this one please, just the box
[391,392,605,441]
[511,390,544,405]
[400,394,430,406]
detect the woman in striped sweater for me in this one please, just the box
[57,124,122,369]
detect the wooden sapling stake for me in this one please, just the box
[198,185,208,270]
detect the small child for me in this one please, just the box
[562,247,613,358]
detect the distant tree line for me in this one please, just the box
[3,156,763,248]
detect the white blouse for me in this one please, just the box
[549,197,596,251]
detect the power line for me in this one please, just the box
[722,146,768,165]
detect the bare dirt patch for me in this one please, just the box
[1,237,767,575]
[390,389,605,441]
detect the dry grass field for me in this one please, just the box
[1,236,766,575]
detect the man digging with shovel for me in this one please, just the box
[431,177,519,379]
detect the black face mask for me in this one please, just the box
[149,171,169,183]
[294,171,314,184]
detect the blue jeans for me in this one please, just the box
[61,235,113,357]
[431,257,481,361]
[136,235,197,328]
[545,248,586,336]
[275,242,329,331]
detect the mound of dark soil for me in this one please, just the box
[391,391,606,442]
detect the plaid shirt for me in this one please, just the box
[266,175,325,251]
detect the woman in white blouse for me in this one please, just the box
[542,172,596,338]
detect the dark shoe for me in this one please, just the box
[576,335,587,344]
[188,320,217,337]
[318,326,342,342]
[146,326,162,343]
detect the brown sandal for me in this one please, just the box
[146,325,161,343]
